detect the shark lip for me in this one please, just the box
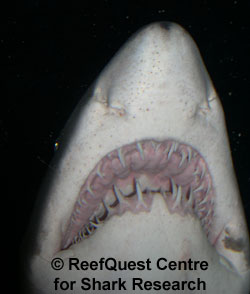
[61,138,215,250]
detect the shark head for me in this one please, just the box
[22,22,250,293]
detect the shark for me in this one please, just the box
[22,22,250,293]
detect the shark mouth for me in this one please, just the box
[61,139,215,250]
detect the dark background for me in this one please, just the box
[2,1,250,292]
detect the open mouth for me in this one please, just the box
[61,139,215,250]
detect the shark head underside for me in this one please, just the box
[22,22,250,294]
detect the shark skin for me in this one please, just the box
[22,22,250,294]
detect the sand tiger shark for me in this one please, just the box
[22,22,250,293]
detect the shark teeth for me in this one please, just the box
[113,184,125,204]
[136,142,145,160]
[172,184,182,209]
[135,179,147,209]
[170,178,178,200]
[179,150,187,167]
[167,142,176,159]
[62,139,215,249]
[186,186,194,208]
[117,148,126,168]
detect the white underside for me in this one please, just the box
[29,195,249,294]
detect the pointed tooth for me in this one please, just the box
[155,142,162,152]
[201,163,206,179]
[135,179,147,209]
[193,168,200,176]
[205,208,212,218]
[160,188,167,200]
[168,143,175,159]
[173,185,182,209]
[198,193,209,206]
[88,222,96,231]
[194,183,204,193]
[80,229,86,239]
[163,145,170,155]
[135,179,143,201]
[102,200,110,213]
[170,178,177,200]
[73,235,78,243]
[94,215,101,224]
[136,142,144,160]
[151,141,156,150]
[113,185,124,203]
[198,206,206,212]
[78,230,85,240]
[206,217,212,227]
[97,200,109,221]
[70,217,76,225]
[95,215,103,224]
[75,208,81,214]
[87,184,95,197]
[77,198,86,207]
[179,150,186,167]
[80,198,87,205]
[187,147,192,162]
[77,199,82,207]
[117,148,126,168]
[72,212,78,220]
[85,225,91,235]
[174,142,179,151]
[206,180,211,196]
[89,219,100,228]
[62,237,72,249]
[187,187,194,208]
[96,163,104,178]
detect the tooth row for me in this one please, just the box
[97,140,194,183]
[83,141,197,208]
[73,216,101,244]
[166,177,213,231]
[73,175,212,245]
[73,179,148,244]
[193,160,206,180]
[69,140,213,247]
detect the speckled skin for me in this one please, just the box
[22,22,250,294]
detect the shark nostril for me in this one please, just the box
[61,139,215,250]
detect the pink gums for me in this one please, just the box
[61,139,214,249]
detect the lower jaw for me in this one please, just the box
[31,196,246,294]
[70,194,213,258]
[66,194,222,290]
